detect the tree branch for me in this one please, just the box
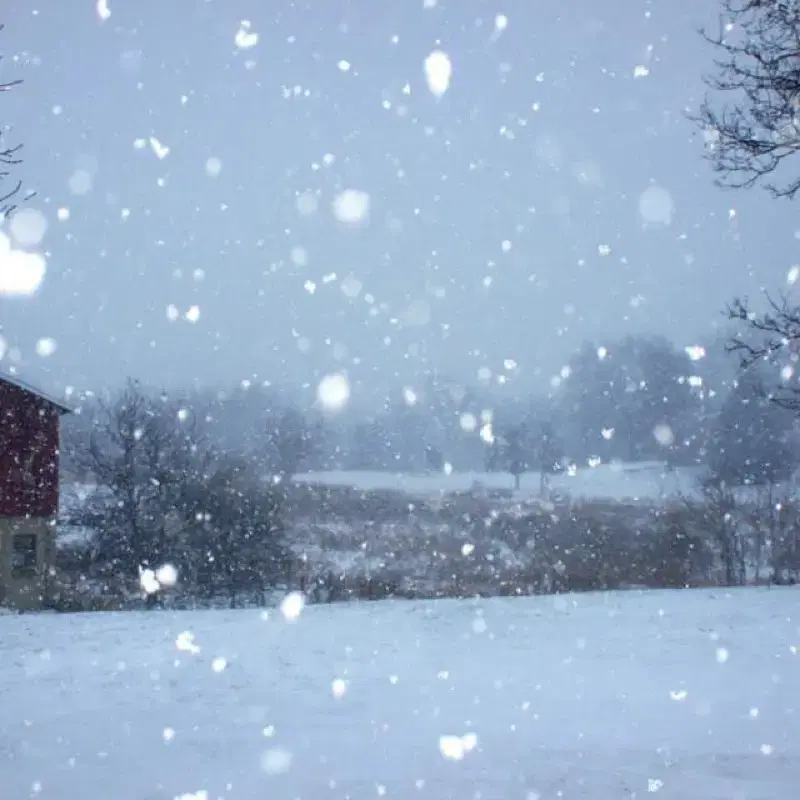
[689,0,800,198]
[0,24,28,218]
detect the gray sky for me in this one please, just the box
[1,0,797,399]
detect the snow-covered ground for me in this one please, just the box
[2,588,798,799]
[295,461,703,502]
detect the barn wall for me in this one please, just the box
[0,381,60,518]
[0,517,55,610]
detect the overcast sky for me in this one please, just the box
[1,0,797,400]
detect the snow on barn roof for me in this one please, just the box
[0,371,74,414]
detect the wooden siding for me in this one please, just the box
[0,380,60,518]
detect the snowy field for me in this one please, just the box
[2,589,798,799]
[294,461,703,502]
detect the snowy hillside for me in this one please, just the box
[294,461,704,502]
[1,588,797,799]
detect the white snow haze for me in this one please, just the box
[1,1,800,799]
[1,0,796,392]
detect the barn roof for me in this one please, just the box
[0,372,74,414]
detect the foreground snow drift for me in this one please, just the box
[1,589,798,799]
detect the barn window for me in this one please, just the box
[11,534,38,578]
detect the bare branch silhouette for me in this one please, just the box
[0,24,29,219]
[690,0,800,198]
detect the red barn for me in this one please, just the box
[0,373,72,610]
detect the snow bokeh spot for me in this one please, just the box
[332,190,370,225]
[403,386,418,406]
[331,678,348,699]
[317,373,351,412]
[684,345,706,361]
[424,50,452,96]
[35,337,57,358]
[295,193,318,218]
[149,137,170,160]
[652,424,674,447]
[459,412,477,432]
[9,208,48,247]
[185,305,201,323]
[340,273,363,299]
[438,732,478,760]
[280,591,306,621]
[155,563,178,587]
[68,169,93,196]
[139,568,160,595]
[260,747,293,774]
[96,0,111,21]
[140,564,179,594]
[235,21,259,49]
[638,185,674,226]
[175,631,201,654]
[290,246,308,267]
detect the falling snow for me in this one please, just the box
[3,5,799,798]
[316,372,351,412]
[639,185,674,226]
[235,20,259,49]
[185,305,201,323]
[35,337,57,357]
[9,208,48,247]
[0,232,47,296]
[331,189,371,225]
[204,157,222,177]
[438,732,478,760]
[95,0,111,21]
[424,50,453,96]
[149,137,170,160]
[279,591,306,621]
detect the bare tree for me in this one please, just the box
[177,461,292,608]
[485,422,529,491]
[706,365,799,475]
[63,380,292,607]
[683,477,749,586]
[266,407,319,479]
[533,421,565,497]
[0,24,28,218]
[747,482,795,583]
[692,0,800,198]
[725,295,800,410]
[769,498,800,583]
[692,4,800,404]
[66,380,210,576]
